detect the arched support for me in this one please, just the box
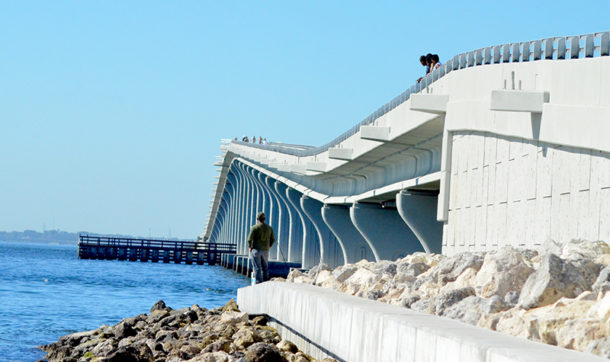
[300,196,345,268]
[252,169,277,258]
[286,188,319,268]
[274,182,302,264]
[322,204,375,263]
[350,202,424,261]
[396,190,443,254]
[267,177,290,261]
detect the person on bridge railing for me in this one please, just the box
[430,54,442,71]
[417,53,432,83]
[247,211,276,283]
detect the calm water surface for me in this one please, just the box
[0,241,248,361]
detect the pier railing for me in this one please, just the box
[78,234,236,265]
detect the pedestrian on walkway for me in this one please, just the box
[248,211,275,283]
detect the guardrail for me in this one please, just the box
[230,31,609,158]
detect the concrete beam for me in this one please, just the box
[321,204,375,263]
[490,90,549,113]
[360,126,391,141]
[350,202,425,261]
[396,190,443,254]
[410,94,449,114]
[300,196,346,268]
[328,147,353,161]
[290,164,307,174]
[306,162,327,172]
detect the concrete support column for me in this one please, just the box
[322,204,375,263]
[287,188,320,269]
[267,177,290,262]
[350,202,424,261]
[257,173,281,260]
[235,164,254,254]
[251,169,276,258]
[396,190,443,254]
[300,196,345,268]
[274,182,302,265]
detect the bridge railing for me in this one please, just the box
[229,31,609,158]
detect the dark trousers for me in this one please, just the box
[250,249,269,283]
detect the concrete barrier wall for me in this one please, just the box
[237,282,606,362]
[443,131,610,255]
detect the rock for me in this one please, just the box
[394,262,429,284]
[147,309,170,324]
[587,337,610,358]
[113,321,137,339]
[150,300,170,313]
[588,291,610,320]
[220,311,248,324]
[244,342,284,362]
[474,247,533,298]
[518,253,592,309]
[504,291,519,306]
[222,299,240,313]
[443,295,509,325]
[313,270,334,286]
[345,268,378,287]
[276,339,298,353]
[332,265,358,282]
[368,260,397,277]
[233,327,258,349]
[561,240,610,261]
[593,266,610,295]
[286,269,304,282]
[188,351,232,362]
[250,315,268,326]
[556,318,607,352]
[308,263,331,280]
[202,338,232,353]
[433,287,476,315]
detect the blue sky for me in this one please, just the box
[1,1,608,239]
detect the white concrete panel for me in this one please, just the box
[536,148,552,198]
[577,150,592,191]
[484,135,497,167]
[495,162,508,204]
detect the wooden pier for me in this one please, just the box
[77,234,236,265]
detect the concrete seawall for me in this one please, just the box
[237,282,606,362]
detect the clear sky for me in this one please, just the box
[1,1,608,239]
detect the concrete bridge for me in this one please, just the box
[203,31,610,269]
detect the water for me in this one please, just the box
[0,241,249,361]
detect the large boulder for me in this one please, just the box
[518,253,593,309]
[244,342,284,362]
[443,295,509,325]
[474,247,533,298]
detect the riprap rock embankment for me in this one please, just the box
[41,300,335,362]
[286,240,610,358]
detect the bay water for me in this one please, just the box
[0,241,249,361]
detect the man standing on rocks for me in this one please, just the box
[248,211,276,283]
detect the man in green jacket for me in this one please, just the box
[248,211,276,283]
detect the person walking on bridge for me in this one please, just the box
[248,212,275,283]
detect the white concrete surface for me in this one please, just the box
[443,131,610,255]
[237,282,606,362]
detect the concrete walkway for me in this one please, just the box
[237,282,606,362]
